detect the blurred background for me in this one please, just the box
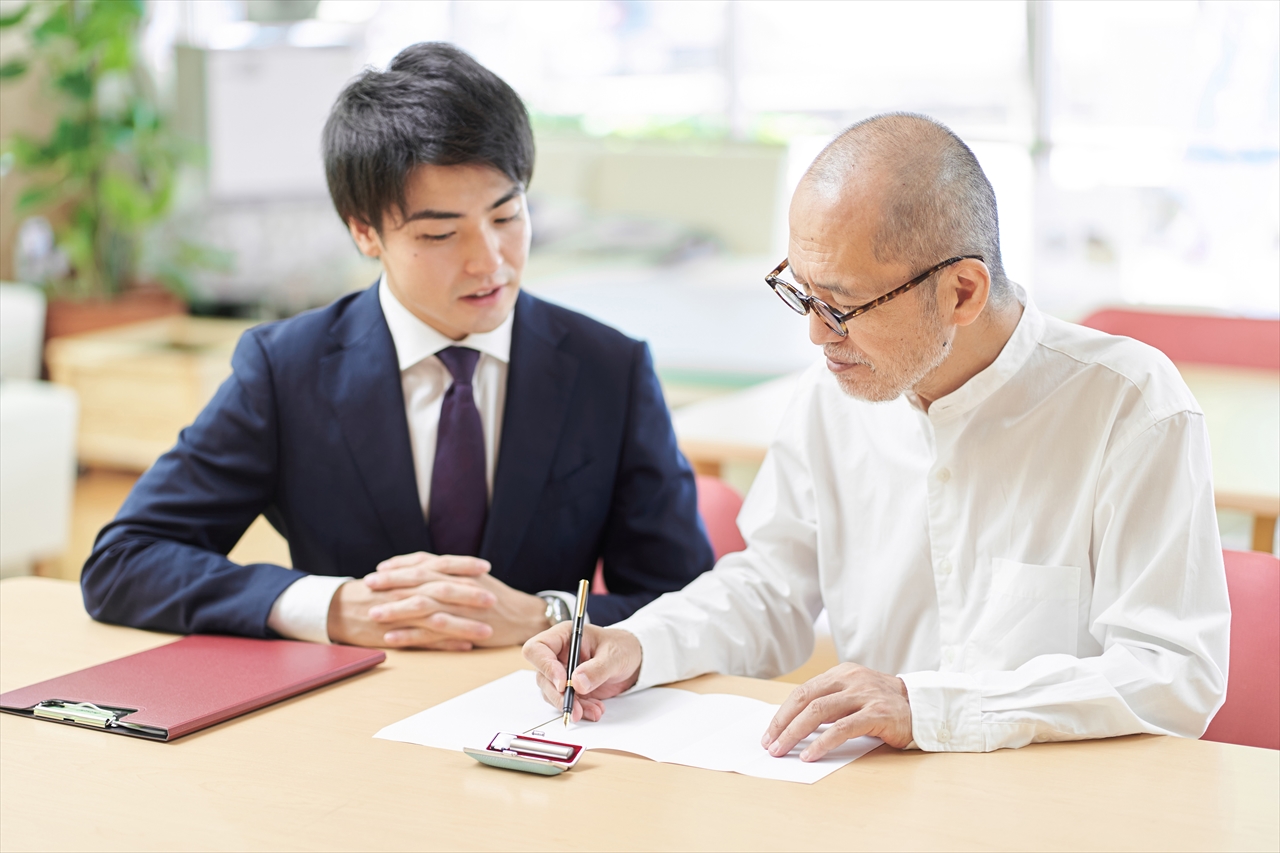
[1,0,1277,583]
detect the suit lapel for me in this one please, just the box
[320,285,434,557]
[481,293,578,572]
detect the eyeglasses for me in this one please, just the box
[765,255,984,337]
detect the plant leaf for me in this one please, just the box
[54,68,93,100]
[0,59,28,79]
[31,3,68,41]
[100,170,152,225]
[16,182,68,213]
[0,4,31,28]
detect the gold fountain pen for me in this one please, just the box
[561,578,590,726]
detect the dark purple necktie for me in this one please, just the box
[428,347,487,557]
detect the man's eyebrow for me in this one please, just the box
[488,187,521,210]
[401,186,522,223]
[793,271,856,299]
[403,207,462,222]
[816,282,857,299]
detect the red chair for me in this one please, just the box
[1201,550,1280,750]
[1079,308,1280,371]
[694,474,747,559]
[592,475,746,594]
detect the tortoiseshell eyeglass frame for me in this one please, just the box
[765,255,985,337]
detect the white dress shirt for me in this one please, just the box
[615,293,1231,752]
[267,277,513,642]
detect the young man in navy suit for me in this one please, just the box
[81,43,714,650]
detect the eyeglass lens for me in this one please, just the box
[809,300,841,332]
[772,281,808,314]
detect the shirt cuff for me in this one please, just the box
[899,670,984,752]
[612,613,680,691]
[267,574,352,644]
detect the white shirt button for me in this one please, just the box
[937,726,951,744]
[936,468,951,483]
[938,557,952,575]
[943,646,957,664]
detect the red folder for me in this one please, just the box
[0,635,385,741]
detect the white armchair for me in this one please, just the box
[0,281,45,381]
[0,283,79,578]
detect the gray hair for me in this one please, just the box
[804,112,1011,305]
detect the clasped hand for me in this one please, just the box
[327,552,546,650]
[524,627,914,759]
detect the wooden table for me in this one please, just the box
[2,578,1276,852]
[674,364,1280,552]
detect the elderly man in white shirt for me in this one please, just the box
[524,112,1230,756]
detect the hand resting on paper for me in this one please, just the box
[327,552,549,650]
[762,663,913,760]
[523,623,644,722]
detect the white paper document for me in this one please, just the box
[374,670,881,784]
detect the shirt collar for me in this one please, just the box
[378,274,514,372]
[910,285,1045,422]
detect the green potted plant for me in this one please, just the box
[1,0,216,337]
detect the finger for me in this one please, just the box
[762,676,842,748]
[522,626,573,690]
[575,696,605,722]
[801,713,872,762]
[375,552,433,572]
[368,595,435,622]
[428,556,492,577]
[769,693,854,758]
[567,656,611,696]
[422,581,495,609]
[382,613,492,644]
[535,671,564,709]
[530,673,597,721]
[364,566,434,590]
[563,627,615,695]
[367,597,489,625]
[422,612,494,641]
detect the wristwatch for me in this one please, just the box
[539,594,571,628]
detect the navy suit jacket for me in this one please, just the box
[82,286,714,634]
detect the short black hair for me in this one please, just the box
[323,42,534,231]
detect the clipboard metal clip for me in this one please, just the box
[28,699,167,739]
[32,700,125,728]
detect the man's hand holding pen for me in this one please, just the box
[524,625,644,722]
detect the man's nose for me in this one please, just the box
[462,225,503,277]
[808,311,844,346]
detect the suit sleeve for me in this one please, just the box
[80,330,303,636]
[588,341,716,624]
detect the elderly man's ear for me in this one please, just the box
[941,258,992,327]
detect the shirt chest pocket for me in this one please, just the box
[966,559,1081,671]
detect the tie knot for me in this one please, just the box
[437,346,480,384]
